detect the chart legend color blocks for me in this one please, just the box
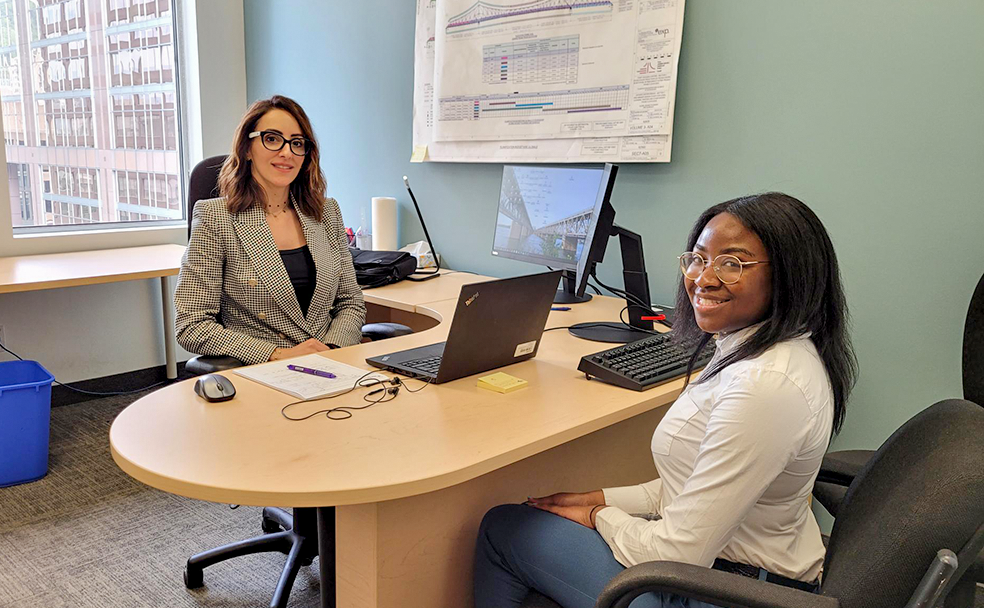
[483,36,579,85]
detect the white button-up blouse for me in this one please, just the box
[595,325,833,583]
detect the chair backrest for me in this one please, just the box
[819,399,984,608]
[963,272,984,406]
[187,154,228,239]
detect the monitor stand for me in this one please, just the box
[569,323,653,343]
[554,270,592,304]
[568,225,655,343]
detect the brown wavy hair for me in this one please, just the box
[218,95,327,222]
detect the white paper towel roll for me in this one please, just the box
[371,197,398,251]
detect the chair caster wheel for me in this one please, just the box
[261,518,282,534]
[184,565,204,589]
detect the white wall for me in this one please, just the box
[0,0,247,382]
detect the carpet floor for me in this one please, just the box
[0,392,321,608]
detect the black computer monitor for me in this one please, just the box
[568,164,658,344]
[491,164,614,304]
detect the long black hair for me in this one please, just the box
[674,192,857,434]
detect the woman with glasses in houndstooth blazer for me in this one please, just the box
[175,95,366,366]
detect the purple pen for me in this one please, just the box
[287,365,336,379]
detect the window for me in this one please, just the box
[39,163,100,225]
[7,162,32,225]
[1,0,183,231]
[114,168,179,219]
[111,90,175,150]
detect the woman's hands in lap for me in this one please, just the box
[528,491,604,507]
[527,490,606,529]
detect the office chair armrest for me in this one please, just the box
[595,561,839,608]
[812,481,849,518]
[361,323,413,341]
[969,550,984,583]
[185,355,244,375]
[816,449,872,486]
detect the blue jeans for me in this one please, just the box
[474,504,722,608]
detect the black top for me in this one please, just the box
[280,245,316,316]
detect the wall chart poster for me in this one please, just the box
[413,0,685,163]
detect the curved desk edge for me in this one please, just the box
[109,273,682,507]
[109,382,681,508]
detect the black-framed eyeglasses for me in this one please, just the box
[678,252,770,285]
[248,131,310,156]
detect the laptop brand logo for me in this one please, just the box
[514,341,536,357]
[465,293,479,306]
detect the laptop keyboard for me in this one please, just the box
[402,355,443,375]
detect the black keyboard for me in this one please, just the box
[577,333,715,391]
[403,355,443,375]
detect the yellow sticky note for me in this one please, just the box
[477,372,528,394]
[410,145,428,163]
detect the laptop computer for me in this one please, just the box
[366,270,562,383]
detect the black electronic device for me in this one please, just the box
[563,163,660,343]
[403,175,440,281]
[491,164,615,304]
[193,374,236,402]
[366,270,561,383]
[578,333,715,391]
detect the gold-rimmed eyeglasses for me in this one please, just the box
[248,131,309,156]
[678,252,770,285]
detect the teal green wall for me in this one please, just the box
[243,1,984,463]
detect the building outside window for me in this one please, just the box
[1,0,183,230]
[6,161,31,224]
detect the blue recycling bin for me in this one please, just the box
[0,360,55,487]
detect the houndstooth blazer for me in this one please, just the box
[174,196,366,365]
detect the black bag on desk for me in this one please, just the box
[349,248,417,288]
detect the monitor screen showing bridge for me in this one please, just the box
[491,164,605,270]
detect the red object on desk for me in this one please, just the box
[346,227,355,246]
[641,315,666,321]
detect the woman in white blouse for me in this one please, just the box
[474,193,857,608]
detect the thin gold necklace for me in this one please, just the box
[264,198,290,218]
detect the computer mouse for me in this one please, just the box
[194,374,236,402]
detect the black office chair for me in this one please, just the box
[809,272,984,607]
[521,399,984,608]
[814,271,984,518]
[180,155,412,608]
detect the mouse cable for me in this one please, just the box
[0,342,169,396]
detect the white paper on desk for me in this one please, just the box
[233,354,388,401]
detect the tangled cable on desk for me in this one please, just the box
[280,371,432,422]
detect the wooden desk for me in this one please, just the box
[0,244,186,379]
[110,279,683,607]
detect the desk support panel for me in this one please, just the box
[334,406,667,608]
[160,276,177,379]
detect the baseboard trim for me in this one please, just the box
[52,362,196,407]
